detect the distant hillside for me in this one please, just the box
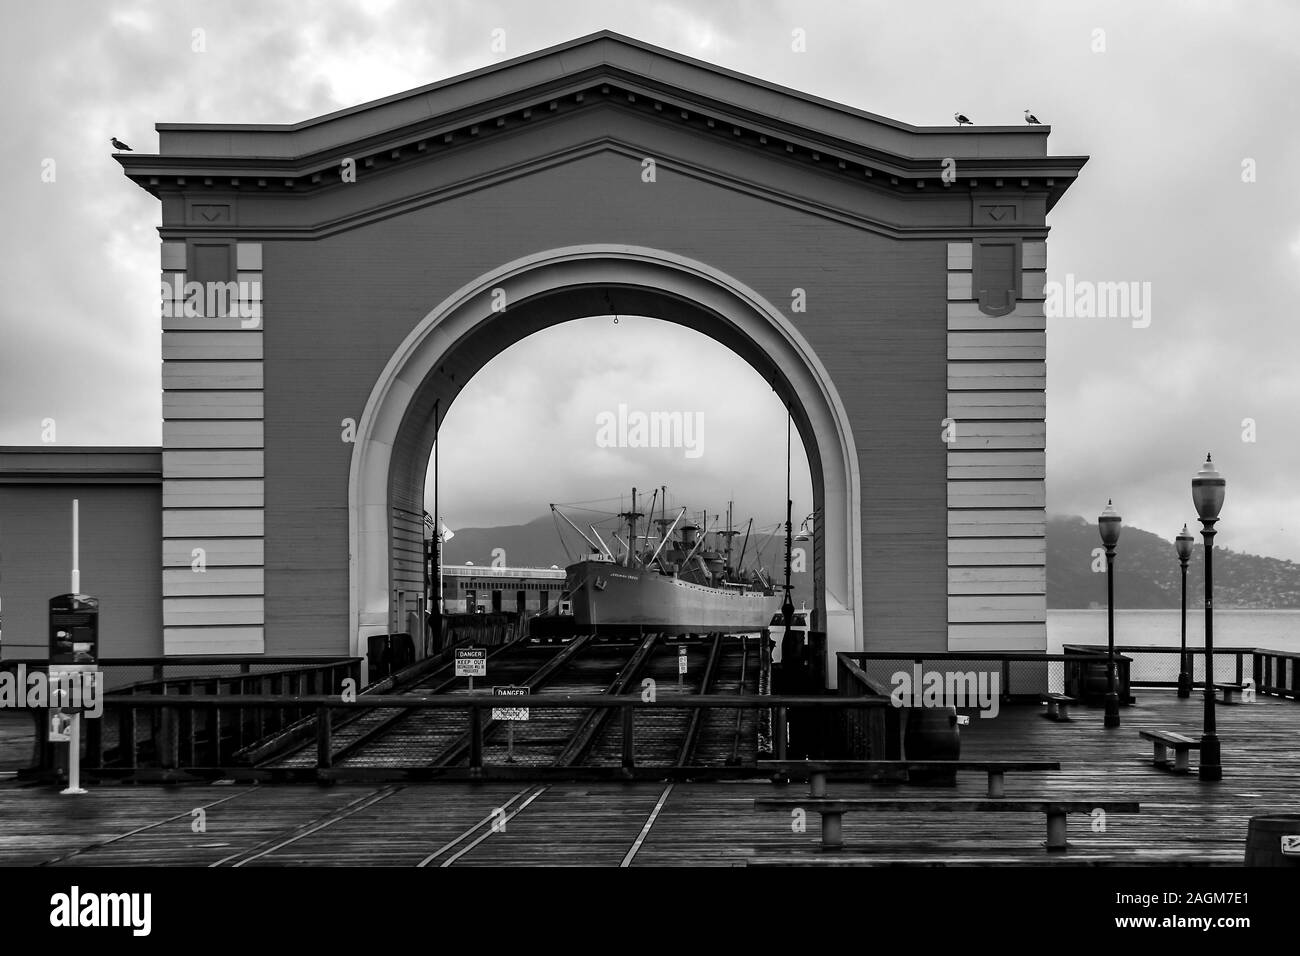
[1047,515,1300,609]
[437,513,1300,611]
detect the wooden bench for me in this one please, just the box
[1213,682,1246,705]
[1138,730,1201,774]
[753,797,1139,852]
[1041,693,1076,722]
[759,759,1060,799]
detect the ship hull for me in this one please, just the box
[565,560,781,635]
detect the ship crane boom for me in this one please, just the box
[590,526,616,561]
[551,504,602,555]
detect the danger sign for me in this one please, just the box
[492,685,529,721]
[455,647,487,678]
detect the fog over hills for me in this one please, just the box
[1045,515,1300,609]
[438,514,1300,610]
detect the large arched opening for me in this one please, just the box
[349,245,863,665]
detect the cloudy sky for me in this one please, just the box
[2,0,1297,559]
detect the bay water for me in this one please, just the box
[1048,609,1300,655]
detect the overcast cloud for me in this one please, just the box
[2,0,1297,558]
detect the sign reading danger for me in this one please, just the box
[454,647,487,678]
[492,685,529,721]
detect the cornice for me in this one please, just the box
[152,137,1055,243]
[122,70,1084,212]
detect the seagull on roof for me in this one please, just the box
[1024,109,1042,125]
[110,137,133,151]
[953,113,973,126]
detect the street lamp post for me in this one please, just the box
[1098,500,1123,728]
[1192,454,1225,782]
[1175,523,1195,698]
[781,413,795,632]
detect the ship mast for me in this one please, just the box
[618,487,644,568]
[717,500,740,578]
[735,517,753,574]
[640,487,659,564]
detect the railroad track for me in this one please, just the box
[261,638,566,769]
[450,635,655,768]
[257,632,762,772]
[693,634,760,767]
[271,634,656,769]
[582,633,762,768]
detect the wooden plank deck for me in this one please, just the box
[0,690,1296,866]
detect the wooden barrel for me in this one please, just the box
[904,707,960,786]
[1244,814,1300,866]
[1082,661,1109,697]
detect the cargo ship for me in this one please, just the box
[551,488,782,636]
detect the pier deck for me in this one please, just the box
[1,689,1295,866]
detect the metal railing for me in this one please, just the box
[1254,648,1300,699]
[1067,644,1300,698]
[10,646,1297,781]
[3,656,361,773]
[21,692,869,779]
[840,650,1136,703]
[0,656,360,695]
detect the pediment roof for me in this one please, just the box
[120,31,1085,209]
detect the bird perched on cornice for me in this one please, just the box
[1024,109,1042,125]
[953,113,973,126]
[110,137,133,151]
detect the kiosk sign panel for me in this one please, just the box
[48,711,72,742]
[49,594,99,666]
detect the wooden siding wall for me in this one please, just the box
[0,484,162,657]
[160,242,265,654]
[946,240,1047,651]
[391,505,425,630]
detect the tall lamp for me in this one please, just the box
[1175,524,1195,698]
[1191,454,1225,781]
[781,411,795,631]
[1097,500,1122,728]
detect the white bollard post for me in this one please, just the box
[71,499,80,594]
[61,713,87,795]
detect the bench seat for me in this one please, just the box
[1213,682,1246,705]
[754,797,1139,852]
[1041,693,1076,722]
[1138,729,1201,773]
[758,759,1060,798]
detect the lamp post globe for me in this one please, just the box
[1175,523,1195,698]
[1191,454,1225,781]
[1098,500,1122,728]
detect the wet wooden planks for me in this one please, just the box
[0,689,1293,866]
[451,784,670,867]
[0,712,36,772]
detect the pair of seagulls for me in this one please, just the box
[954,110,1042,126]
